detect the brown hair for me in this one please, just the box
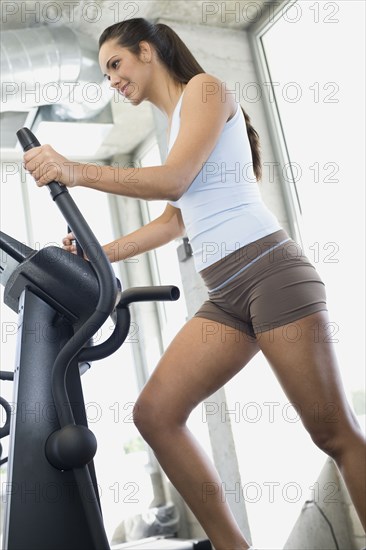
[99,18,262,181]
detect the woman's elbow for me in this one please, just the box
[169,175,192,201]
[167,189,183,202]
[163,166,190,202]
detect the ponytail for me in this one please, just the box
[241,107,262,182]
[99,18,262,182]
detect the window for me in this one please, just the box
[225,2,365,548]
[259,0,365,411]
[139,142,188,348]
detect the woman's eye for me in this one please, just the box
[112,60,119,69]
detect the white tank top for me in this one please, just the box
[167,91,282,272]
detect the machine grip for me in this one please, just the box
[16,127,41,150]
[119,285,180,307]
[16,127,68,200]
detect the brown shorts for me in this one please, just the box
[195,229,328,339]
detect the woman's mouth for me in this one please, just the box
[119,83,130,96]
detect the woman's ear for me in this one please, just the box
[139,40,152,63]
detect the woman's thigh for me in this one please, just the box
[136,316,260,424]
[255,310,361,449]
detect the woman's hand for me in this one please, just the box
[23,145,81,187]
[62,232,95,262]
[62,232,78,254]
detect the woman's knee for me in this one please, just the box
[308,416,364,460]
[133,392,188,442]
[310,429,342,459]
[132,395,158,439]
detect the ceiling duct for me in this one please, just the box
[1,25,112,120]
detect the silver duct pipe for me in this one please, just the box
[0,25,112,119]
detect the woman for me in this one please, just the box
[23,18,365,550]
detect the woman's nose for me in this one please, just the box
[110,76,121,89]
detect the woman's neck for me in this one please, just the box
[148,71,187,119]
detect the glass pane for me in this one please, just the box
[139,143,188,347]
[261,0,365,399]
[226,2,365,548]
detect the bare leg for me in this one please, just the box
[134,317,260,550]
[255,310,366,531]
[134,310,365,548]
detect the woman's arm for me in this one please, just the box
[64,203,185,263]
[23,74,234,202]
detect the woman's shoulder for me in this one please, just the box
[183,73,236,121]
[185,73,223,95]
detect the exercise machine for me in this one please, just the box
[0,128,211,550]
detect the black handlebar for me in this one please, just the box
[0,231,34,263]
[17,127,119,427]
[17,127,120,549]
[17,127,118,316]
[79,285,180,363]
[118,285,180,306]
[17,128,68,201]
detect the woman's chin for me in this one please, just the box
[128,95,144,105]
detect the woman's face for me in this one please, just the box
[99,39,153,104]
